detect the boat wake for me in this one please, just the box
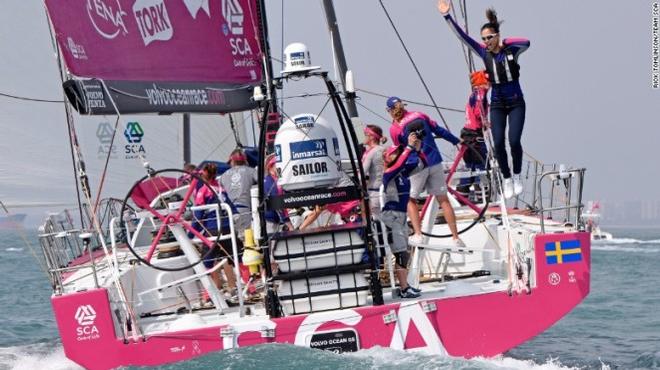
[0,336,615,370]
[157,343,605,370]
[594,238,660,245]
[0,344,80,370]
[347,346,591,370]
[592,237,660,254]
[4,248,23,252]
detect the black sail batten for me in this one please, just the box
[62,79,258,115]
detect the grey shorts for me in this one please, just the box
[368,190,381,218]
[409,164,447,199]
[233,212,252,240]
[380,210,408,254]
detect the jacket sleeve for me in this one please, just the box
[444,13,486,59]
[383,147,411,187]
[383,147,423,186]
[265,176,289,223]
[429,119,461,145]
[389,124,402,147]
[402,150,424,177]
[503,37,530,58]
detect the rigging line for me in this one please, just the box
[92,116,121,216]
[200,127,241,162]
[250,109,257,146]
[280,92,329,100]
[0,91,64,103]
[355,100,391,124]
[63,100,85,229]
[47,9,86,230]
[228,114,243,147]
[280,0,285,113]
[356,88,464,113]
[451,0,472,74]
[377,0,450,131]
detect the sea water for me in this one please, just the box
[1,227,659,370]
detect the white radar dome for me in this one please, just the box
[274,113,342,191]
[281,42,320,75]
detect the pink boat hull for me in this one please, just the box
[52,232,590,369]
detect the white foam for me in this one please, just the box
[592,244,660,253]
[5,247,23,252]
[0,345,82,370]
[594,238,660,245]
[346,346,582,370]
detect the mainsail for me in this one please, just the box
[45,0,263,114]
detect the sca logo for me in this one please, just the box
[74,305,100,341]
[222,0,253,56]
[86,0,129,40]
[75,305,97,325]
[124,122,147,158]
[124,121,144,143]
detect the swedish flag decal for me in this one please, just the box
[545,240,582,265]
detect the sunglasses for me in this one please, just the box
[481,33,498,41]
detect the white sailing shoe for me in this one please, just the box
[452,238,467,249]
[503,178,514,199]
[409,234,424,245]
[513,174,524,195]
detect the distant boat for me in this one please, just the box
[591,228,613,241]
[0,213,26,229]
[581,201,613,242]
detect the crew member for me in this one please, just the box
[438,0,530,198]
[387,96,465,248]
[362,124,388,219]
[458,70,490,203]
[193,163,241,299]
[264,155,294,233]
[220,149,257,241]
[381,133,425,298]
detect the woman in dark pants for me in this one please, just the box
[438,0,530,198]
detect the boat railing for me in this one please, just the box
[38,216,111,293]
[535,167,586,233]
[114,200,246,317]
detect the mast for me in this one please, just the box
[183,113,191,165]
[461,0,475,72]
[321,0,359,119]
[256,0,280,153]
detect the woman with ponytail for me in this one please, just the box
[438,0,530,198]
[362,124,388,218]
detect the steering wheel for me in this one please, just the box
[120,168,224,271]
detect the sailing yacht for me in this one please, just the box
[582,201,613,242]
[34,1,591,369]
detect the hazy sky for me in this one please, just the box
[0,1,658,216]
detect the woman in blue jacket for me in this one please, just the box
[438,0,530,198]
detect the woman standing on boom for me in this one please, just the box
[437,0,530,199]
